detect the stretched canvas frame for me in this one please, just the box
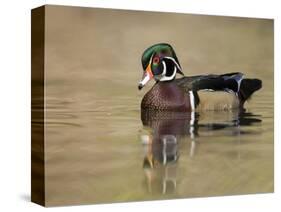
[31,5,274,207]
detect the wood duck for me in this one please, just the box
[138,43,262,112]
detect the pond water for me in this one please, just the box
[44,76,273,206]
[40,6,274,206]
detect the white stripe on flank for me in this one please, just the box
[189,91,195,111]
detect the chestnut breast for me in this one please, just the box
[141,81,191,111]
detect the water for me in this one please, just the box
[40,6,273,206]
[43,80,273,206]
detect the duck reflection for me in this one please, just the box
[140,109,261,194]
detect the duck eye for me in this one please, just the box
[153,56,160,64]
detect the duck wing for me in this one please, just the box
[175,72,262,103]
[175,72,243,93]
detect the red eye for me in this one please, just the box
[153,56,160,64]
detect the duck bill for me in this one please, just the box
[138,64,153,90]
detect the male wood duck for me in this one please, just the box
[138,43,262,111]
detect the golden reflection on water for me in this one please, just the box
[42,6,273,206]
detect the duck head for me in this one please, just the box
[138,43,184,90]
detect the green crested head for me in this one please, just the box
[139,43,184,90]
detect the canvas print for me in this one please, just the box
[31,5,274,207]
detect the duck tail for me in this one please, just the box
[238,78,262,105]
